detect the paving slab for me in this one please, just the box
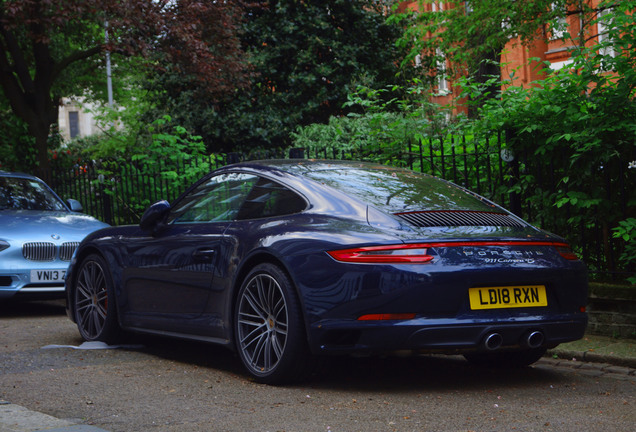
[0,402,109,432]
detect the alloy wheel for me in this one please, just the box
[75,260,109,340]
[236,273,289,375]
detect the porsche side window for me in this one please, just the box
[237,178,307,220]
[168,173,259,223]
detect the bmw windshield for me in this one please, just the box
[0,176,67,211]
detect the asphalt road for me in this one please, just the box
[1,300,635,432]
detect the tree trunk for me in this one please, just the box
[33,124,52,182]
[18,95,57,181]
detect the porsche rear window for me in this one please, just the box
[302,167,499,213]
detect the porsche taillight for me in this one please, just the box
[327,244,434,264]
[328,241,580,263]
[555,245,579,260]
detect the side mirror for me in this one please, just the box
[66,199,84,212]
[140,200,171,232]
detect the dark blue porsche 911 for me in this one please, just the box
[65,160,588,383]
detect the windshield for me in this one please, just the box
[301,165,499,214]
[0,176,67,211]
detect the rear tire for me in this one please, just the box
[73,253,120,343]
[464,347,547,368]
[234,263,310,384]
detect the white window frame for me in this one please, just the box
[435,48,449,95]
[549,2,567,40]
[597,8,615,57]
[431,1,443,12]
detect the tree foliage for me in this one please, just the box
[60,104,212,225]
[455,0,635,278]
[0,96,35,170]
[294,0,636,280]
[394,1,557,77]
[400,1,636,280]
[145,0,409,153]
[0,0,247,174]
[292,79,453,158]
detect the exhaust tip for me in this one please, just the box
[525,331,545,349]
[484,332,503,350]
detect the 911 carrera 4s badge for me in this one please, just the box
[468,285,547,310]
[462,248,545,264]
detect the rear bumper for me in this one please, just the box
[310,314,588,355]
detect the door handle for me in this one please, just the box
[192,248,216,261]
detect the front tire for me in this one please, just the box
[234,263,309,384]
[73,253,120,343]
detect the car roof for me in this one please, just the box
[228,159,391,173]
[223,160,424,182]
[0,170,41,180]
[221,159,515,216]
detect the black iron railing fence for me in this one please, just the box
[44,136,632,281]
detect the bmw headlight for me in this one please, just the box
[0,240,9,252]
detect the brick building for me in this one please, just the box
[399,1,613,113]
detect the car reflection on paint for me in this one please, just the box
[0,171,109,300]
[64,160,588,384]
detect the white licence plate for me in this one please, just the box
[30,269,66,283]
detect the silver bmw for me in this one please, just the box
[0,171,108,300]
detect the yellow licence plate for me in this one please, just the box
[469,285,548,310]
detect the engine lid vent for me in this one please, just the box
[394,210,526,228]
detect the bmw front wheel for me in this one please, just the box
[73,254,120,343]
[234,263,309,384]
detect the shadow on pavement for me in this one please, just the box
[0,298,66,317]
[133,334,566,391]
[307,354,565,392]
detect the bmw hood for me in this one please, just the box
[0,210,109,241]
